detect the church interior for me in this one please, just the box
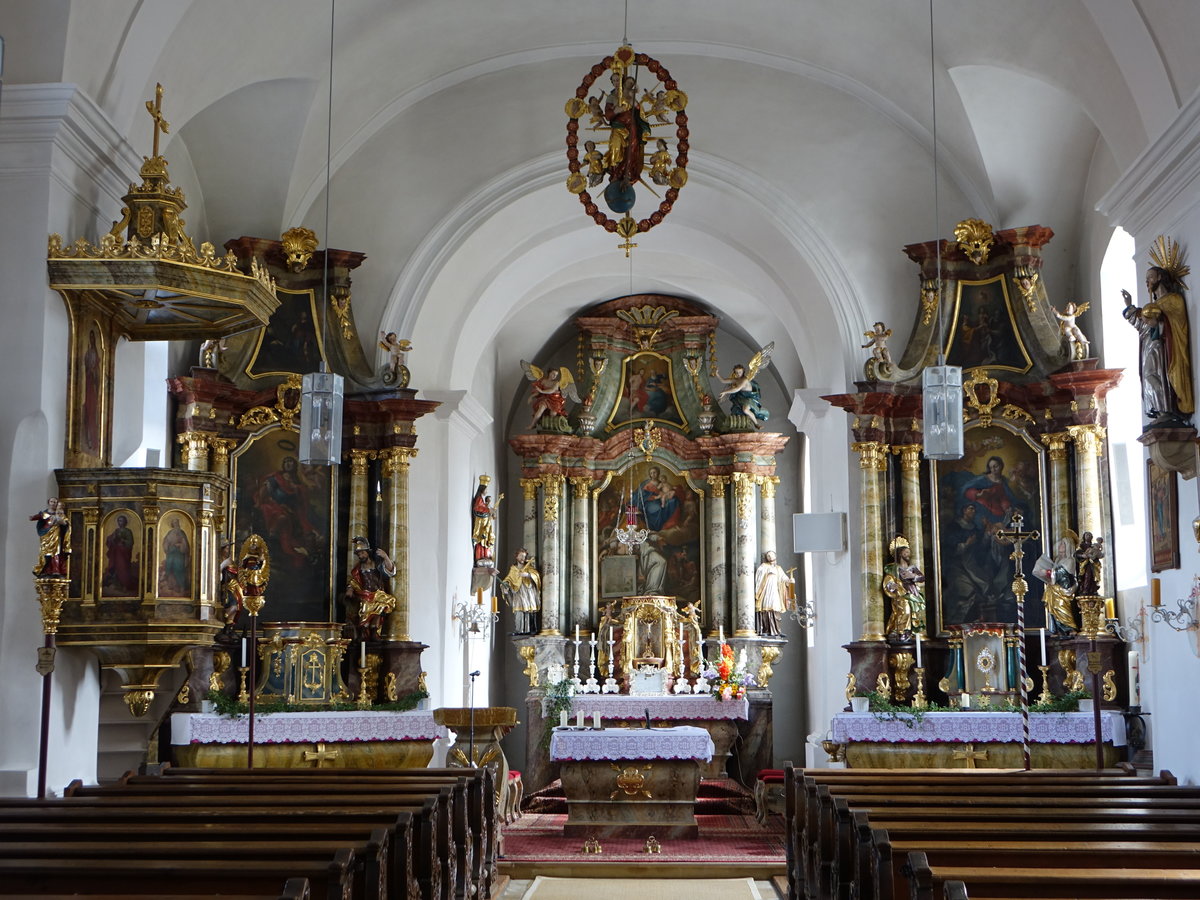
[4,1,1200,896]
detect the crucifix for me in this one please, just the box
[951,743,988,769]
[997,512,1040,769]
[302,742,341,767]
[145,82,170,158]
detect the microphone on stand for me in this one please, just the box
[469,670,481,678]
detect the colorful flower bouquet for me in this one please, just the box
[703,642,755,701]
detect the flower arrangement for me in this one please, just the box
[703,642,755,701]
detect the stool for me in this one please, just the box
[753,768,786,825]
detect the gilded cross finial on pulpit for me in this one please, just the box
[145,83,170,158]
[302,742,341,767]
[952,743,988,768]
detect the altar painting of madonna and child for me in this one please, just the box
[944,276,1033,375]
[608,352,686,429]
[595,461,703,607]
[932,424,1048,632]
[232,428,335,621]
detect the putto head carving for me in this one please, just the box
[954,218,995,266]
[281,226,319,272]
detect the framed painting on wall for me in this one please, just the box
[944,275,1033,375]
[1148,459,1180,572]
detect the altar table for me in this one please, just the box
[171,709,445,769]
[829,710,1126,769]
[550,725,715,838]
[563,694,748,778]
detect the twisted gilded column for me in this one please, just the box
[852,441,888,641]
[539,474,565,636]
[1040,432,1072,544]
[706,476,729,637]
[732,472,757,636]
[758,476,779,555]
[520,478,540,560]
[382,447,416,641]
[347,450,373,574]
[1067,425,1105,541]
[893,444,924,568]
[569,476,592,633]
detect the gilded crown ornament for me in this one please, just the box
[564,44,689,255]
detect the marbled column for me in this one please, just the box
[893,444,924,569]
[199,508,216,610]
[1040,431,1072,543]
[1067,423,1105,574]
[520,478,540,560]
[177,432,210,472]
[852,442,888,641]
[539,474,565,636]
[732,472,757,636]
[569,476,592,633]
[706,476,729,637]
[347,450,373,574]
[383,447,416,641]
[758,476,779,556]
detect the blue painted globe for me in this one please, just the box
[603,180,637,213]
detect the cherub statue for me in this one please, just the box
[520,360,581,430]
[717,341,774,427]
[862,322,893,365]
[640,88,672,124]
[1053,301,1090,360]
[583,140,606,187]
[198,338,226,369]
[648,138,672,186]
[379,332,412,386]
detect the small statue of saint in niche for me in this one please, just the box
[882,535,926,638]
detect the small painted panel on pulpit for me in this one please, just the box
[100,508,142,598]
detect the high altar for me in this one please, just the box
[821,221,1144,766]
[505,295,790,790]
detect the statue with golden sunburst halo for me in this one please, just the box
[564,44,689,255]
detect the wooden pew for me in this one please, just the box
[906,850,1200,899]
[0,852,356,900]
[0,801,436,900]
[148,766,497,897]
[65,778,471,900]
[0,877,312,900]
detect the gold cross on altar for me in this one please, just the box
[952,743,988,768]
[145,83,170,158]
[302,742,341,767]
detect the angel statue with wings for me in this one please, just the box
[1053,301,1090,360]
[718,342,775,428]
[520,360,581,430]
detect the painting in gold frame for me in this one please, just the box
[232,427,335,620]
[944,275,1033,374]
[157,511,194,598]
[606,351,687,430]
[1148,459,1180,572]
[245,287,327,379]
[100,508,142,599]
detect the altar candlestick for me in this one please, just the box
[914,632,922,668]
[241,638,247,668]
[1039,627,1047,666]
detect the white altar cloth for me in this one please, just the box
[550,725,715,763]
[562,695,749,721]
[173,710,445,745]
[830,710,1125,746]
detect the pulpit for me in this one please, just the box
[550,725,714,838]
[434,707,518,819]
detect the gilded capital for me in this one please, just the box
[851,441,888,471]
[732,472,755,520]
[760,476,779,500]
[177,431,210,466]
[707,475,728,499]
[209,437,237,470]
[569,476,593,499]
[1040,431,1072,461]
[892,444,923,471]
[520,477,541,501]
[348,449,373,477]
[1067,424,1105,456]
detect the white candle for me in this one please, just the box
[241,638,247,668]
[361,641,367,668]
[960,693,971,709]
[1128,650,1141,706]
[559,710,568,727]
[679,623,685,645]
[914,633,922,668]
[575,624,580,642]
[575,711,584,727]
[1040,628,1047,666]
[719,625,725,645]
[592,712,601,729]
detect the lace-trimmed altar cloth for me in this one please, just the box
[831,710,1126,745]
[550,725,715,762]
[542,694,749,721]
[174,709,445,744]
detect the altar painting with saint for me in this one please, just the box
[595,460,703,607]
[933,423,1048,632]
[608,351,686,429]
[232,429,334,621]
[944,276,1033,374]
